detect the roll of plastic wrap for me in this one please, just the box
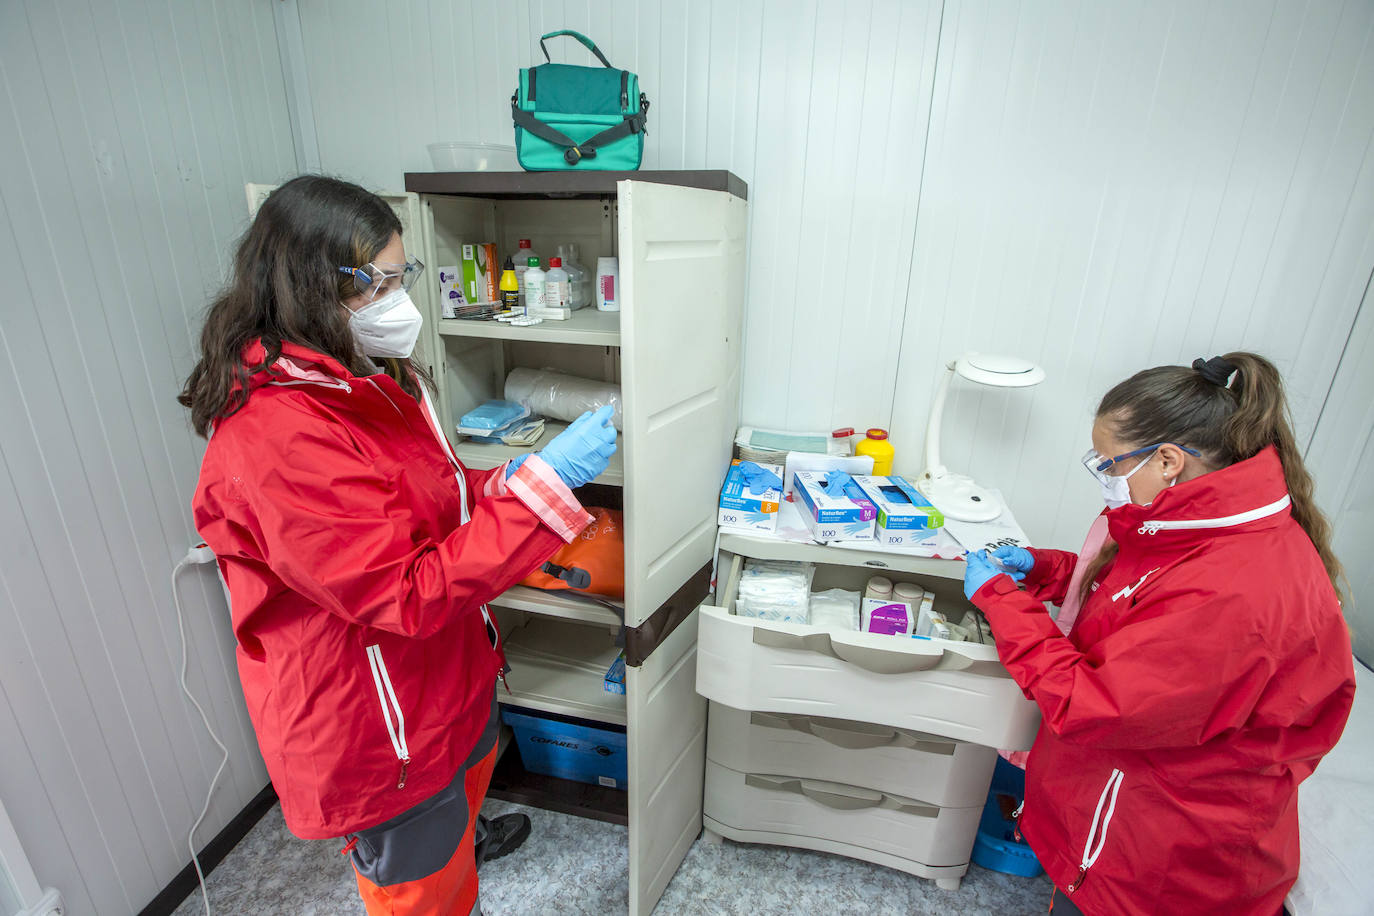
[504,368,623,430]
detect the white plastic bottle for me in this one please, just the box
[555,244,591,309]
[596,257,620,312]
[513,238,540,305]
[545,257,570,311]
[522,257,547,313]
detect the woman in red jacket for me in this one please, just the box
[963,352,1354,915]
[180,176,616,915]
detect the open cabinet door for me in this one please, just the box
[626,611,707,916]
[618,180,748,628]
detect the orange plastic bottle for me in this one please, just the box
[856,428,895,476]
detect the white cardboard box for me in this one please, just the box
[718,459,784,533]
[853,475,945,547]
[437,265,466,318]
[792,470,877,543]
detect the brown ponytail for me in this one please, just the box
[1077,351,1345,605]
[1221,352,1345,603]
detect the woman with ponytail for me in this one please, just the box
[962,353,1355,916]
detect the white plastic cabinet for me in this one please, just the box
[695,531,1041,890]
[401,170,748,916]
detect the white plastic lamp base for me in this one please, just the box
[916,472,1005,523]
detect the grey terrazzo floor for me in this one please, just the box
[172,798,1050,915]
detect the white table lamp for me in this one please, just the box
[916,353,1046,522]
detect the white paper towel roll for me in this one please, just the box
[504,368,623,430]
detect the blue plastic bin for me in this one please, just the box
[970,756,1045,877]
[501,707,628,790]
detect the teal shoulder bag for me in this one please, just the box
[511,31,650,171]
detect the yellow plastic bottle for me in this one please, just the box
[498,256,520,312]
[856,428,895,476]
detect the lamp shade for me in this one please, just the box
[953,353,1046,388]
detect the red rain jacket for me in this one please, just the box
[973,447,1354,915]
[193,341,591,839]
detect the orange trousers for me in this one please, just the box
[348,700,500,915]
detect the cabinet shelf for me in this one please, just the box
[451,420,625,486]
[717,531,965,581]
[487,586,623,629]
[499,619,627,726]
[437,308,620,346]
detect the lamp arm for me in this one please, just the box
[924,362,955,479]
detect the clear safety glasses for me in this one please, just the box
[338,257,425,302]
[1081,442,1200,484]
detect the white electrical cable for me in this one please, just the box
[172,547,229,916]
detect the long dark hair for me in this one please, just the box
[1080,351,1345,604]
[178,175,430,436]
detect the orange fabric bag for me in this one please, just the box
[520,507,625,599]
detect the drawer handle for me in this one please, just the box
[751,628,1006,676]
[744,773,939,818]
[808,722,957,756]
[749,712,958,754]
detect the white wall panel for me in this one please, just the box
[0,0,295,913]
[890,0,1374,552]
[1307,276,1374,663]
[296,0,945,434]
[294,0,1373,635]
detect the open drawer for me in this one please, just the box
[695,555,1041,750]
[707,703,997,808]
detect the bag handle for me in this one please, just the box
[540,30,613,68]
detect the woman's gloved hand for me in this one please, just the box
[990,545,1034,579]
[537,405,618,489]
[964,550,1013,600]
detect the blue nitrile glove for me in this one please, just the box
[505,454,530,478]
[823,471,854,499]
[964,550,1011,600]
[737,461,783,495]
[537,404,618,489]
[990,545,1033,580]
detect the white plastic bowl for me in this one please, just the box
[427,142,519,172]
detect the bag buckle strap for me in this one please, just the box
[564,146,597,165]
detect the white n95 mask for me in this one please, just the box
[348,288,423,358]
[1099,449,1159,509]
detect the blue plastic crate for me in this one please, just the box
[970,756,1045,877]
[501,707,628,790]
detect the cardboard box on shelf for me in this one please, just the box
[792,470,877,543]
[718,459,784,533]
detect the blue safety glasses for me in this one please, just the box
[338,257,425,302]
[1081,442,1200,484]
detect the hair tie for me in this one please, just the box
[1191,356,1237,387]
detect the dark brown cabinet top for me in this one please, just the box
[404,169,748,200]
